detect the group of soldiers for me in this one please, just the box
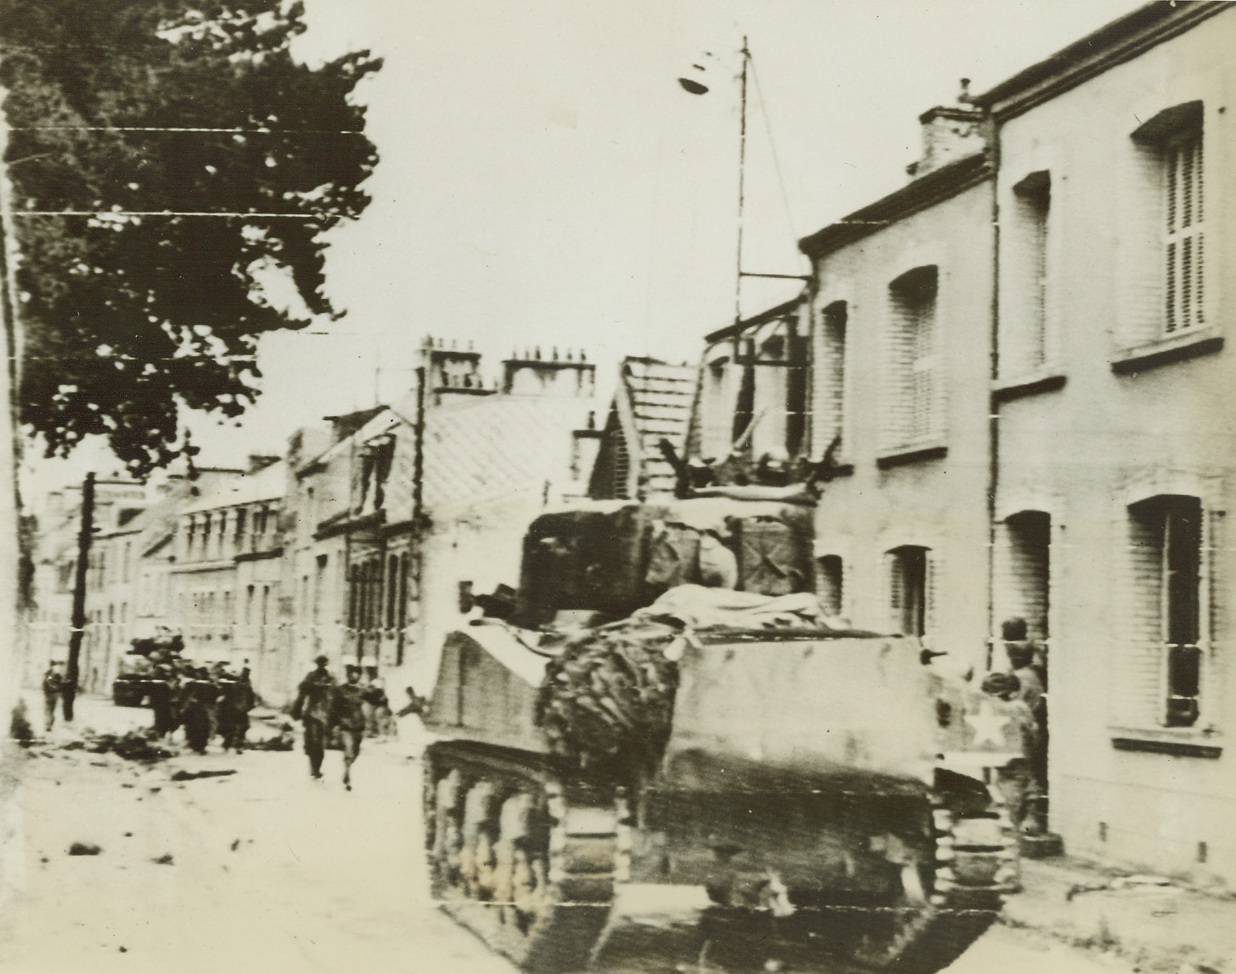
[290,655,395,791]
[156,660,257,754]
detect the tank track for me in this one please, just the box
[846,785,1020,972]
[424,742,623,973]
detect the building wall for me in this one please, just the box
[808,178,995,674]
[991,7,1236,884]
[407,492,547,698]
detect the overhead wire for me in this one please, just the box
[748,55,806,269]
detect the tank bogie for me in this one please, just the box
[423,742,620,973]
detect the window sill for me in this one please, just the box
[1110,327,1224,375]
[993,370,1066,403]
[876,443,947,470]
[1109,725,1223,759]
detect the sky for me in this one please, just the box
[28,0,1145,487]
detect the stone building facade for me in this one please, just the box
[974,1,1236,884]
[170,461,284,696]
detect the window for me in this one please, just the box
[700,357,734,460]
[386,554,399,628]
[1118,495,1211,729]
[884,267,943,450]
[751,334,788,458]
[887,545,935,638]
[731,337,756,447]
[816,555,844,617]
[347,564,360,630]
[993,511,1051,642]
[1001,172,1051,376]
[314,554,328,626]
[814,301,847,457]
[1124,102,1204,345]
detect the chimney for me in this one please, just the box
[423,333,491,402]
[501,346,596,398]
[906,78,986,179]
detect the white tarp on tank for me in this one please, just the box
[633,583,852,632]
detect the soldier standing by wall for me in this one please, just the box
[40,662,64,733]
[290,655,335,779]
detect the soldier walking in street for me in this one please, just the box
[330,665,371,791]
[290,654,335,780]
[179,667,219,755]
[41,661,65,733]
[216,669,256,753]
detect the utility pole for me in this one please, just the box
[63,472,95,722]
[0,85,23,732]
[733,35,750,327]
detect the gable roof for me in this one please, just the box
[973,1,1227,120]
[422,392,598,514]
[608,357,697,499]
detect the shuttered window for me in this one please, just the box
[884,267,943,450]
[992,511,1051,643]
[815,554,844,617]
[1000,172,1051,377]
[1164,129,1204,334]
[887,545,935,638]
[1125,102,1204,345]
[1114,496,1215,729]
[814,301,847,458]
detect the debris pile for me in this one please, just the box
[84,731,175,764]
[170,769,236,782]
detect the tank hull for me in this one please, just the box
[423,593,1021,971]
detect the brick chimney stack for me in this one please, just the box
[501,346,596,398]
[423,335,491,403]
[906,78,986,179]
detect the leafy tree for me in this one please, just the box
[0,0,381,475]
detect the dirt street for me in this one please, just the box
[1,698,1131,974]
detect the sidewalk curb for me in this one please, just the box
[1000,858,1233,974]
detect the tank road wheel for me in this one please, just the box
[426,768,464,899]
[460,781,499,899]
[424,753,620,973]
[494,781,620,972]
[850,793,1016,973]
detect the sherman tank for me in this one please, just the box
[422,489,1022,973]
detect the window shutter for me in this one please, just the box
[1111,508,1163,727]
[882,302,914,451]
[1200,509,1222,727]
[1165,131,1205,334]
[887,551,904,634]
[925,549,940,641]
[815,303,847,458]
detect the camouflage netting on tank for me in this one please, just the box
[535,619,682,779]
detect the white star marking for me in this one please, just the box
[965,700,1011,748]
